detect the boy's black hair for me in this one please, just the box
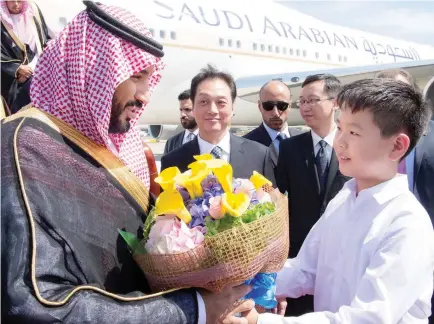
[190,64,237,103]
[177,89,191,101]
[337,78,432,159]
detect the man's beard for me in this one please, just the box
[109,101,131,134]
[181,118,197,130]
[108,117,131,134]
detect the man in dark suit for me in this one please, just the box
[161,65,275,184]
[163,89,198,154]
[276,74,351,316]
[244,80,304,167]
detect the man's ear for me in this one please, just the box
[332,98,339,111]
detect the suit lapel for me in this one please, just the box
[269,142,279,166]
[300,132,321,196]
[258,124,273,147]
[323,150,339,200]
[188,137,201,156]
[229,135,245,173]
[175,131,184,149]
[413,134,426,186]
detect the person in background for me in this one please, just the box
[244,80,304,170]
[161,64,276,185]
[1,0,51,113]
[163,89,198,154]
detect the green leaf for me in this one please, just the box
[143,206,156,243]
[118,229,146,255]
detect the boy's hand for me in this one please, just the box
[272,297,287,315]
[242,307,259,324]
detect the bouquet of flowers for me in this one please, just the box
[120,154,289,310]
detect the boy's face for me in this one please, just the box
[334,107,410,190]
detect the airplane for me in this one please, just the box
[37,0,434,139]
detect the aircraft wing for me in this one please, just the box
[236,60,434,105]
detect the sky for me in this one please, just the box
[278,1,434,46]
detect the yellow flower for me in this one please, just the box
[250,171,272,190]
[221,192,250,217]
[154,167,181,191]
[177,164,209,199]
[198,159,233,194]
[155,190,192,224]
[193,154,213,161]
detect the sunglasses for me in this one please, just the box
[261,101,290,112]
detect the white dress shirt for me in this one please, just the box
[259,175,434,324]
[263,122,290,152]
[197,131,231,161]
[311,128,336,164]
[182,128,199,144]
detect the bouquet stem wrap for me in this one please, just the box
[135,188,289,293]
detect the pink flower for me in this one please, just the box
[209,196,224,219]
[145,217,205,254]
[234,179,255,199]
[256,188,272,203]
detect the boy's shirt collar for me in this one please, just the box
[343,175,409,205]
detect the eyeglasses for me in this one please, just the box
[295,98,334,107]
[261,101,290,112]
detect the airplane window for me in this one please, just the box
[236,40,241,48]
[149,28,155,37]
[344,56,348,62]
[283,47,287,54]
[228,39,233,47]
[253,43,258,50]
[303,50,307,57]
[170,31,176,40]
[276,46,280,53]
[290,48,294,55]
[296,49,300,56]
[261,44,265,51]
[338,55,342,62]
[268,45,273,52]
[327,54,331,60]
[159,30,165,39]
[315,52,319,59]
[219,38,224,46]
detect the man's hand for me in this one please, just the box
[272,297,287,315]
[17,65,33,79]
[200,282,253,324]
[17,74,29,83]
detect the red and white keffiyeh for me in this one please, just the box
[0,0,38,52]
[30,3,164,189]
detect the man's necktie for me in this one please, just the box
[398,159,407,174]
[211,146,223,159]
[315,140,328,194]
[187,132,196,142]
[276,133,287,142]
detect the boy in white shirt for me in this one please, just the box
[243,79,434,324]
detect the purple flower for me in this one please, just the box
[201,175,223,193]
[177,187,191,203]
[188,203,209,228]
